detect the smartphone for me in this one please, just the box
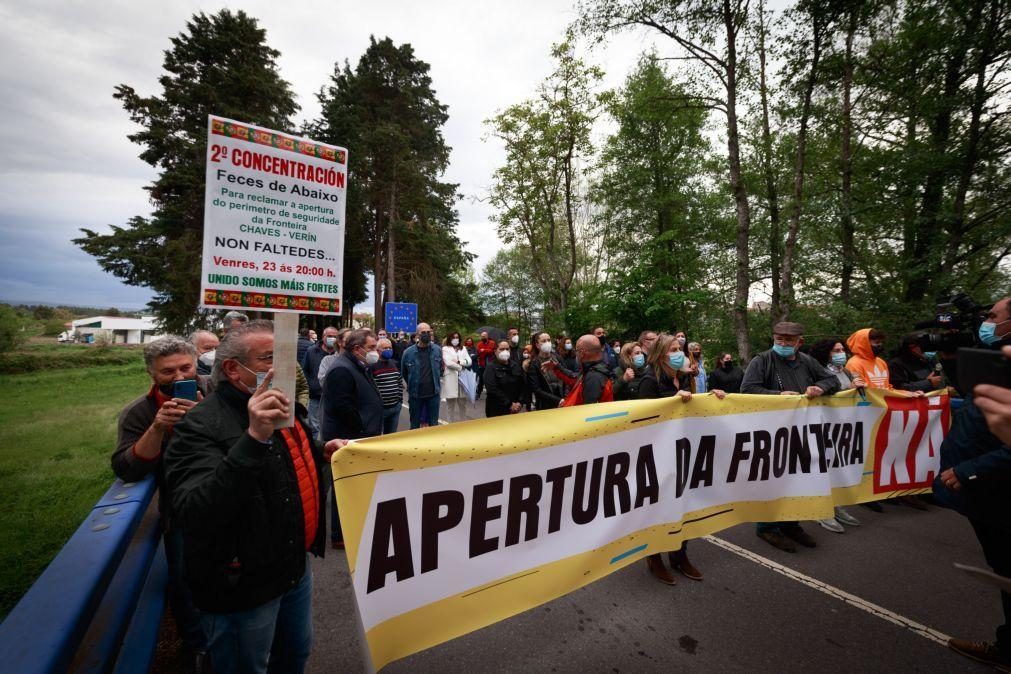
[958,348,1011,392]
[172,379,199,401]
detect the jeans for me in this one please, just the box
[201,558,313,674]
[475,366,485,398]
[164,524,206,651]
[408,395,440,429]
[307,397,321,439]
[382,404,401,435]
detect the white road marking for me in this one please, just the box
[703,535,951,646]
[400,403,449,425]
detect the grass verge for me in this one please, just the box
[0,359,149,618]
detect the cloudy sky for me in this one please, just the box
[0,1,675,311]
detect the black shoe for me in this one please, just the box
[898,495,929,510]
[782,525,817,548]
[947,638,1011,672]
[861,502,884,513]
[757,530,797,553]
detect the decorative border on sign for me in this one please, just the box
[211,118,346,165]
[203,288,340,313]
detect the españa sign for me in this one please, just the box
[200,115,348,315]
[333,390,949,668]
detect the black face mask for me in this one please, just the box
[158,383,176,397]
[598,336,607,347]
[872,344,884,356]
[723,361,734,370]
[419,332,432,345]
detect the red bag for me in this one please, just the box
[560,376,614,407]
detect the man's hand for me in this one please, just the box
[780,390,801,396]
[323,438,349,463]
[805,386,825,398]
[851,376,867,388]
[940,467,962,491]
[927,373,942,389]
[153,396,199,432]
[711,389,727,400]
[622,367,634,382]
[247,370,290,442]
[509,402,522,414]
[974,383,1011,446]
[676,390,692,403]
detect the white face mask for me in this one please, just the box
[324,336,337,348]
[539,341,552,354]
[510,335,519,345]
[451,338,460,346]
[497,350,511,362]
[365,350,380,365]
[564,342,573,350]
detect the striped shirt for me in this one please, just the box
[370,359,404,407]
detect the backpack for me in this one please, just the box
[560,371,614,407]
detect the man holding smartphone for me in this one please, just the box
[936,296,1011,670]
[112,335,212,669]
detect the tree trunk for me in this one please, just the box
[373,209,384,328]
[779,10,823,323]
[839,9,856,302]
[386,182,397,304]
[724,0,752,360]
[757,0,782,324]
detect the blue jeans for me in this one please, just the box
[382,404,401,435]
[164,524,206,651]
[307,398,321,439]
[202,559,313,674]
[408,395,440,429]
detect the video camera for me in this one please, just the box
[913,292,992,352]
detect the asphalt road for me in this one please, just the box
[307,398,1001,673]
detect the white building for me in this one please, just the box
[71,316,162,345]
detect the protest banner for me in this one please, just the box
[332,389,949,669]
[200,115,348,316]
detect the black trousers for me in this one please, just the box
[969,509,1011,656]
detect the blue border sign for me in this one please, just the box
[384,303,418,333]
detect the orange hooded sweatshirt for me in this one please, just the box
[845,328,892,389]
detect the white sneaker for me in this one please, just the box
[834,507,861,526]
[816,518,845,533]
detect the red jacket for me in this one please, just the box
[476,338,496,367]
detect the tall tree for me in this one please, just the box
[75,10,298,333]
[579,0,755,358]
[312,37,474,327]
[486,38,603,321]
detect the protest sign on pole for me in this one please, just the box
[200,116,348,424]
[333,389,949,668]
[200,115,348,316]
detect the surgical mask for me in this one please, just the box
[539,341,552,354]
[979,319,1011,346]
[199,350,215,366]
[692,352,702,362]
[451,338,460,346]
[419,332,432,345]
[365,350,380,365]
[237,362,268,393]
[511,335,519,345]
[497,350,510,362]
[668,352,685,369]
[831,352,847,367]
[381,349,393,359]
[772,344,796,358]
[377,334,387,340]
[564,341,573,350]
[677,337,686,346]
[324,337,336,348]
[632,353,646,368]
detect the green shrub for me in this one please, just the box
[0,306,27,353]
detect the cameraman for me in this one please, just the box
[936,296,1011,670]
[888,334,943,392]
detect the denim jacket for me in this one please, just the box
[400,343,443,398]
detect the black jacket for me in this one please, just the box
[321,351,384,441]
[165,382,326,614]
[484,359,526,417]
[302,343,336,399]
[613,364,648,401]
[888,353,936,392]
[526,356,568,410]
[709,364,744,394]
[638,365,691,399]
[741,350,841,395]
[579,360,613,405]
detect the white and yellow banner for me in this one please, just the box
[332,390,949,669]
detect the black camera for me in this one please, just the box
[913,292,991,353]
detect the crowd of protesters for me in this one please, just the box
[107,300,1011,673]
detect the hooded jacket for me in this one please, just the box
[845,328,892,390]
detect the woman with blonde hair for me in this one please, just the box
[613,341,648,401]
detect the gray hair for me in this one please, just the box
[188,329,217,344]
[212,319,273,384]
[223,310,249,326]
[143,336,196,373]
[687,342,701,351]
[344,328,374,352]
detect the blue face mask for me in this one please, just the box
[381,349,393,360]
[772,344,796,358]
[668,352,685,369]
[831,352,847,367]
[979,319,1010,345]
[632,353,646,368]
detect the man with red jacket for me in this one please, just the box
[475,331,497,400]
